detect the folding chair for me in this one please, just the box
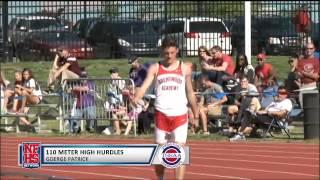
[263,113,291,139]
[261,98,303,139]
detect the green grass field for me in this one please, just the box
[1,55,291,84]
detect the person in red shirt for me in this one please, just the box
[297,43,319,107]
[201,45,235,85]
[254,53,277,90]
[293,4,312,48]
[297,43,320,85]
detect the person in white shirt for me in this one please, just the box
[230,86,292,142]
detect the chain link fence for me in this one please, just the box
[1,1,319,62]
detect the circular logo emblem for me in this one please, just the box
[158,143,185,169]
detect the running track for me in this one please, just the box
[1,136,319,180]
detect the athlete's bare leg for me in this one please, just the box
[175,143,186,180]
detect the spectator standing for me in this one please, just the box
[47,48,82,92]
[297,42,319,107]
[234,54,255,83]
[70,71,96,133]
[293,4,312,48]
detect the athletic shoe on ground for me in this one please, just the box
[102,127,112,135]
[230,134,246,142]
[203,131,210,135]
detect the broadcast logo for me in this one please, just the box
[159,143,185,169]
[20,142,41,168]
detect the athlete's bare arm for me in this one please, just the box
[133,63,157,104]
[184,63,199,119]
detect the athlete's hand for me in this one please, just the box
[131,97,140,108]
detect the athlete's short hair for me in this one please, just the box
[161,37,178,49]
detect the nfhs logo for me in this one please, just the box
[21,142,41,168]
[158,143,185,169]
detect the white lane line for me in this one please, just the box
[117,166,251,180]
[2,165,149,180]
[193,164,319,178]
[192,156,318,168]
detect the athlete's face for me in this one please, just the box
[162,46,178,63]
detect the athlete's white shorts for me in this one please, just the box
[154,122,188,144]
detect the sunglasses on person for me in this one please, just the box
[278,90,288,95]
[257,58,263,61]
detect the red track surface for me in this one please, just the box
[1,136,319,180]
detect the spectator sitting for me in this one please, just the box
[198,46,212,70]
[3,71,23,114]
[122,86,150,135]
[227,77,260,137]
[234,54,255,84]
[128,55,150,90]
[69,71,96,133]
[254,53,277,92]
[230,86,293,142]
[249,86,293,138]
[201,46,235,85]
[1,71,10,114]
[16,68,42,128]
[47,48,82,92]
[296,42,319,107]
[199,74,228,135]
[107,67,126,135]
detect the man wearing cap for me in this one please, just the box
[128,55,151,89]
[47,48,82,92]
[254,53,277,89]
